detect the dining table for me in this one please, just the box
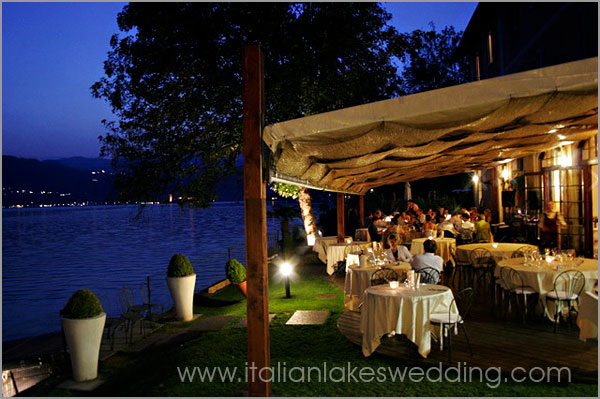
[456,243,538,264]
[360,284,456,358]
[344,261,412,311]
[325,241,372,275]
[313,236,351,264]
[577,291,598,342]
[410,237,456,267]
[495,257,598,319]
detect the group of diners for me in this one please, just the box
[384,233,444,276]
[367,201,493,247]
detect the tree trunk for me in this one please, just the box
[298,187,318,245]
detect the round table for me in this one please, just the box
[344,262,412,311]
[456,243,538,264]
[313,236,351,264]
[360,284,456,358]
[410,237,456,266]
[325,241,371,275]
[495,257,598,320]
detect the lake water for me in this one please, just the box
[2,203,297,342]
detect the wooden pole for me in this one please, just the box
[583,165,593,257]
[337,193,345,243]
[491,167,499,223]
[242,45,270,397]
[359,195,365,228]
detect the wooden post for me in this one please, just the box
[491,167,499,223]
[242,45,270,397]
[583,165,593,257]
[359,195,365,228]
[337,192,345,243]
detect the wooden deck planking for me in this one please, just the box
[337,310,597,382]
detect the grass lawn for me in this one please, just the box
[24,262,597,397]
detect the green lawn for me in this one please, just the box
[25,263,597,397]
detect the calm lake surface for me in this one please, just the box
[2,203,295,342]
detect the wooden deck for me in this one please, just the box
[338,306,598,383]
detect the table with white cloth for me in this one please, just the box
[344,262,412,311]
[410,237,456,267]
[326,241,371,275]
[313,236,351,264]
[360,284,456,358]
[577,291,598,341]
[495,257,598,319]
[456,243,538,264]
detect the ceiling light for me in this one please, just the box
[548,129,557,134]
[557,134,566,140]
[472,175,479,184]
[560,141,574,146]
[498,158,513,164]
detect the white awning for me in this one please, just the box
[263,57,598,194]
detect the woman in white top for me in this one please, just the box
[384,233,413,263]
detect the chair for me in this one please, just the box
[469,248,496,292]
[506,269,538,323]
[417,267,440,285]
[450,251,470,290]
[545,270,586,333]
[98,292,128,350]
[370,269,399,286]
[511,246,536,258]
[118,287,145,342]
[139,280,165,322]
[429,287,474,362]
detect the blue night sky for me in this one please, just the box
[2,2,477,160]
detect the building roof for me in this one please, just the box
[263,57,598,194]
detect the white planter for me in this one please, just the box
[167,274,196,321]
[62,313,106,382]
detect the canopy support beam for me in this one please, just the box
[242,44,270,397]
[337,193,345,243]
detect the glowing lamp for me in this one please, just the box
[389,281,399,289]
[492,243,499,248]
[472,174,479,184]
[280,262,293,298]
[501,168,510,180]
[307,235,316,246]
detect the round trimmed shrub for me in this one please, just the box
[226,259,246,284]
[61,289,104,319]
[167,253,194,277]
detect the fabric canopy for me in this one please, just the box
[263,57,598,195]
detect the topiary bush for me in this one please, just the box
[61,289,104,319]
[167,253,195,277]
[226,259,246,284]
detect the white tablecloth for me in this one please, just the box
[495,257,598,320]
[456,243,538,264]
[410,237,456,267]
[344,263,412,311]
[326,241,371,275]
[313,236,350,264]
[577,291,598,341]
[360,284,456,358]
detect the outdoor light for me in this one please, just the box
[389,281,399,289]
[492,243,499,248]
[548,129,558,134]
[560,140,574,146]
[307,234,316,246]
[472,174,479,184]
[559,152,572,168]
[280,262,293,298]
[501,168,510,180]
[499,158,513,164]
[557,134,567,140]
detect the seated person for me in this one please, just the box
[475,214,492,242]
[458,212,475,244]
[410,239,443,273]
[384,233,413,263]
[437,215,458,238]
[421,215,437,237]
[367,217,382,242]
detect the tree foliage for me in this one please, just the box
[389,24,468,95]
[92,2,400,206]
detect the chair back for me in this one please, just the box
[498,266,513,290]
[417,267,440,284]
[511,246,535,258]
[118,287,136,314]
[448,287,474,323]
[552,270,586,299]
[97,292,115,318]
[470,248,495,268]
[370,268,399,286]
[507,268,531,293]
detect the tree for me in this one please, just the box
[92,3,401,208]
[389,23,468,95]
[271,182,318,245]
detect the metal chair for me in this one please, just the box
[98,292,128,350]
[511,246,536,258]
[429,287,474,362]
[118,287,145,342]
[545,270,586,333]
[417,267,440,285]
[506,269,538,323]
[469,248,496,292]
[370,268,399,286]
[139,279,165,322]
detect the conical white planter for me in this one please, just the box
[167,274,196,321]
[62,313,106,382]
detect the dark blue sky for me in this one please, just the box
[2,2,477,160]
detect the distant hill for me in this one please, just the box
[2,155,115,206]
[53,157,113,172]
